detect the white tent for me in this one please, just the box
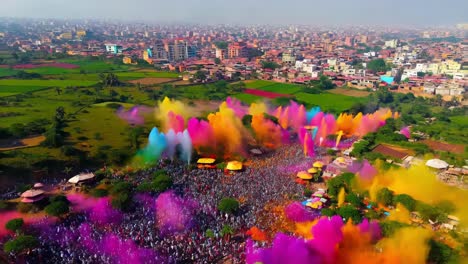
[68,173,95,184]
[425,159,449,169]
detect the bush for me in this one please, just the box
[110,182,132,195]
[376,188,394,207]
[152,174,173,192]
[136,182,153,193]
[111,192,131,211]
[0,200,8,210]
[17,203,33,213]
[321,208,336,217]
[91,188,108,198]
[218,198,240,214]
[5,218,24,233]
[3,235,38,253]
[393,194,416,211]
[345,192,363,207]
[304,189,313,198]
[45,201,69,217]
[379,221,410,237]
[50,195,70,206]
[337,205,362,223]
[427,239,459,264]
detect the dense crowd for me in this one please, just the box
[17,144,314,263]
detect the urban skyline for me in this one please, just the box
[1,0,468,26]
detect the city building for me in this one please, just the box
[282,49,296,64]
[215,48,227,60]
[165,40,188,61]
[228,42,248,58]
[105,43,123,54]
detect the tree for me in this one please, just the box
[261,61,280,70]
[45,201,69,218]
[111,192,131,211]
[394,68,404,83]
[128,127,144,149]
[221,224,234,239]
[427,239,459,264]
[6,218,24,234]
[379,221,410,237]
[367,59,388,72]
[327,176,347,197]
[321,208,336,217]
[194,70,207,81]
[376,188,394,207]
[345,192,363,207]
[110,182,132,195]
[214,42,228,50]
[417,72,426,77]
[152,173,173,192]
[214,58,221,64]
[416,202,447,223]
[218,198,240,214]
[393,194,416,211]
[91,188,108,197]
[318,75,334,90]
[3,235,38,254]
[99,73,121,87]
[337,205,362,223]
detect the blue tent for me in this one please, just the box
[380,75,394,84]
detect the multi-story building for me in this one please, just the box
[215,48,227,60]
[59,32,73,40]
[282,49,296,64]
[105,43,123,54]
[165,40,188,61]
[187,45,198,58]
[76,30,86,38]
[228,42,248,58]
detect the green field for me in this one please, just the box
[246,80,303,94]
[450,116,468,127]
[0,68,19,77]
[293,92,367,112]
[24,67,77,75]
[0,79,97,88]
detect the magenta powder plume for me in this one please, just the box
[285,202,319,222]
[67,194,122,225]
[347,160,377,181]
[155,191,197,235]
[400,126,411,139]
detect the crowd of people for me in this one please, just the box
[14,144,317,263]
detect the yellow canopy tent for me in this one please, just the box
[197,158,216,164]
[307,168,318,174]
[226,161,243,171]
[313,161,324,168]
[297,171,313,180]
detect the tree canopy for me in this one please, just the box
[3,235,39,254]
[367,59,388,72]
[45,201,69,218]
[261,61,280,70]
[376,188,394,207]
[218,198,240,214]
[5,218,24,233]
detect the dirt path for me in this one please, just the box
[0,135,45,151]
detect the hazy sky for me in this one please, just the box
[1,0,467,26]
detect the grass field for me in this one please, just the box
[294,92,367,112]
[0,68,18,77]
[450,116,468,127]
[0,85,50,96]
[0,79,97,87]
[245,80,303,94]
